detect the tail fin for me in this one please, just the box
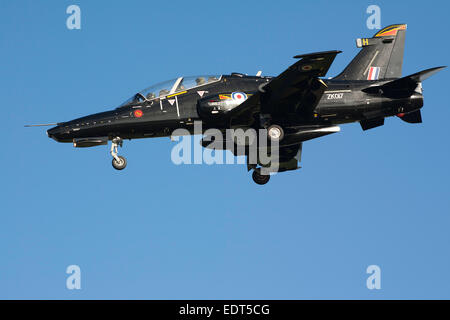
[334,24,407,80]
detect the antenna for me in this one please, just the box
[24,123,59,127]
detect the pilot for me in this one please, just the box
[159,89,170,96]
[196,77,206,85]
[146,92,155,100]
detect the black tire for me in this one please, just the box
[252,168,270,185]
[267,124,284,142]
[112,156,127,170]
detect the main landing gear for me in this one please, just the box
[247,122,283,185]
[111,137,127,170]
[252,168,270,185]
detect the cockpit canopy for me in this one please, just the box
[118,75,221,107]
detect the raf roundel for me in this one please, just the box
[231,92,247,101]
[134,109,143,118]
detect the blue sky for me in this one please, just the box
[1,0,449,299]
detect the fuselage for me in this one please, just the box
[47,73,423,143]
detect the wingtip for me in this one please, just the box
[293,50,342,59]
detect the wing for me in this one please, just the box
[229,50,341,123]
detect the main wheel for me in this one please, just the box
[252,168,270,185]
[112,156,127,170]
[267,124,284,142]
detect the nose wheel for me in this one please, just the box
[112,155,127,170]
[252,168,270,185]
[111,137,127,170]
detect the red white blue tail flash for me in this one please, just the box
[367,67,380,80]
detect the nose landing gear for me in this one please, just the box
[111,137,127,170]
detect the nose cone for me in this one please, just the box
[47,125,65,142]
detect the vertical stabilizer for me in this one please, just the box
[334,24,407,80]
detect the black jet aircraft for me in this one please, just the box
[36,24,445,184]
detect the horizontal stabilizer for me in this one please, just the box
[363,66,446,98]
[405,66,447,82]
